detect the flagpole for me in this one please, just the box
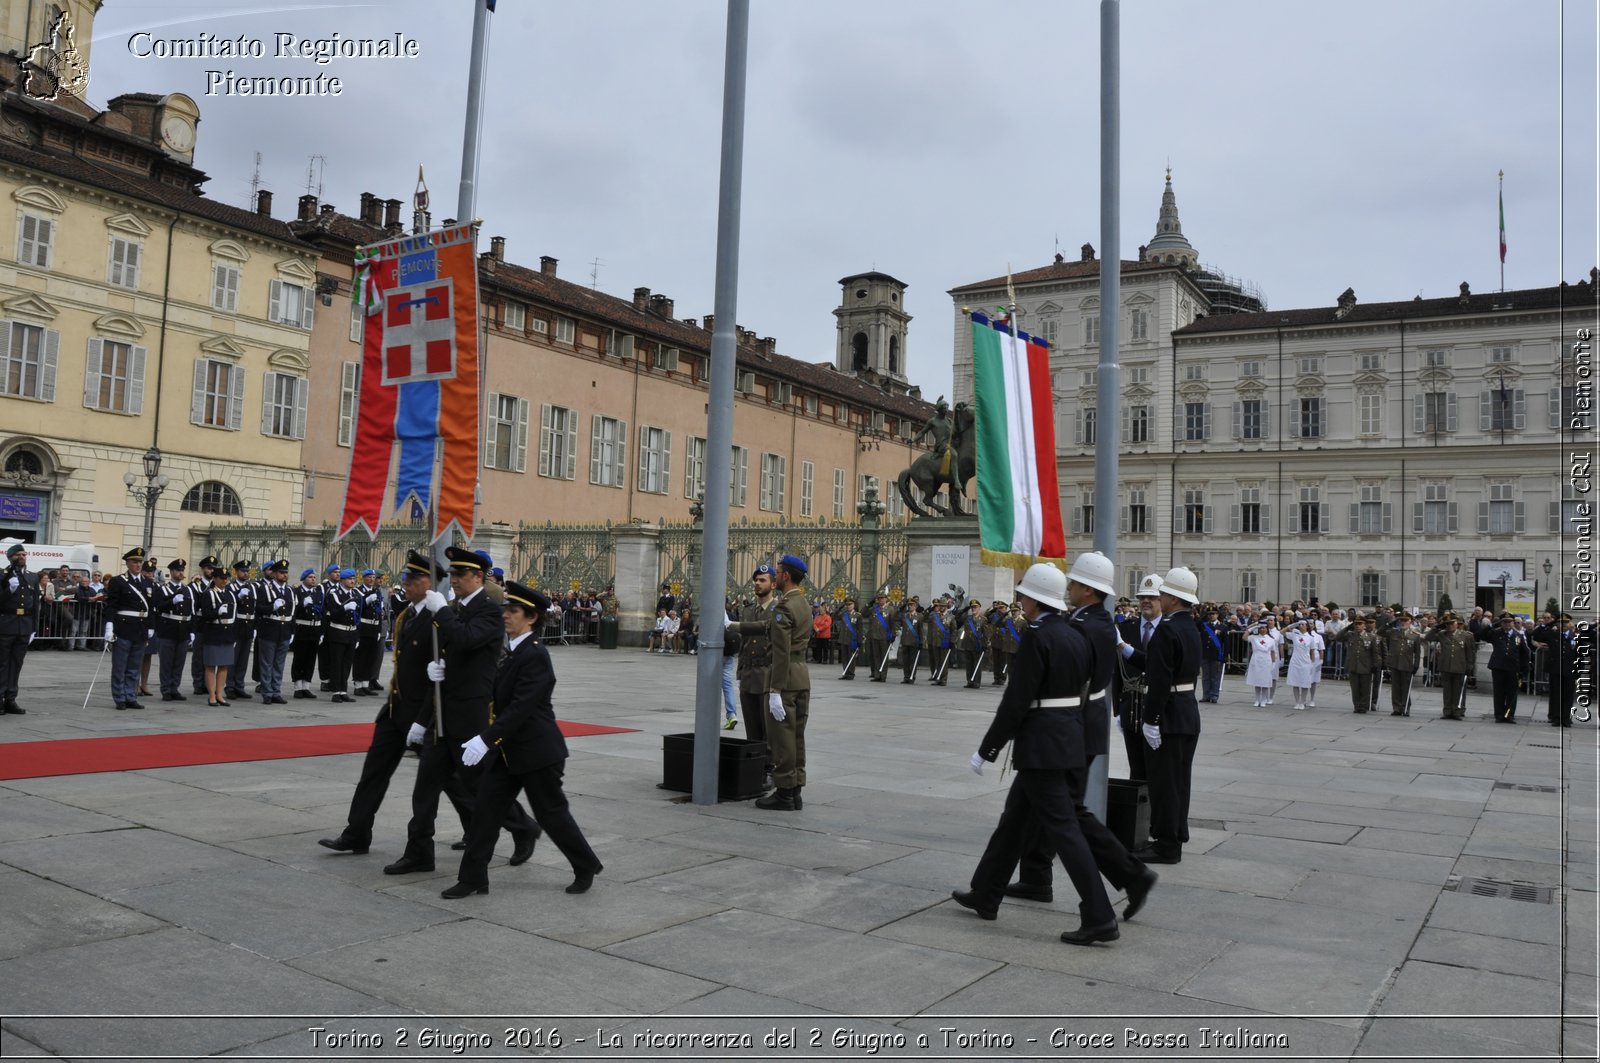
[1498,169,1505,292]
[1004,268,1036,555]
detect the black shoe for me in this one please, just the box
[869,676,886,682]
[964,683,981,689]
[901,678,914,684]
[565,865,601,894]
[115,703,127,711]
[792,787,803,810]
[1131,846,1180,865]
[951,889,998,921]
[839,674,854,681]
[138,688,153,698]
[293,690,309,699]
[383,854,435,875]
[228,692,250,701]
[755,788,796,811]
[3,701,25,715]
[1122,866,1158,921]
[192,688,207,696]
[1060,921,1120,946]
[318,835,369,855]
[1003,881,1054,903]
[127,701,145,710]
[440,881,487,899]
[450,840,467,851]
[352,688,368,697]
[320,682,332,691]
[171,692,187,701]
[214,700,229,708]
[508,829,541,866]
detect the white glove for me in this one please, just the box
[767,692,786,722]
[6,576,17,592]
[1142,723,1162,750]
[28,632,34,645]
[724,612,737,628]
[344,601,358,613]
[188,632,196,647]
[461,735,488,766]
[422,590,448,614]
[146,628,155,640]
[405,723,426,747]
[969,751,985,776]
[426,660,445,683]
[104,621,114,642]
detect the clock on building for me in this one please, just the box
[160,114,195,154]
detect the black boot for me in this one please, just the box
[754,787,796,811]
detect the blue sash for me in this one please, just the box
[932,614,949,649]
[873,606,892,638]
[842,612,858,652]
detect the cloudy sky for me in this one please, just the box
[88,0,1595,403]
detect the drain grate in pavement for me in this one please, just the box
[1527,743,1563,749]
[1444,876,1554,904]
[1494,781,1562,792]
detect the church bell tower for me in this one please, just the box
[833,271,912,394]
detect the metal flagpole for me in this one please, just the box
[691,0,750,807]
[1086,0,1120,822]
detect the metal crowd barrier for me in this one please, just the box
[28,599,109,649]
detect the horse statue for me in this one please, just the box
[896,400,976,518]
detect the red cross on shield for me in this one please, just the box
[381,277,457,385]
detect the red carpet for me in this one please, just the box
[0,721,637,781]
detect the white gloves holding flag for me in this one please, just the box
[461,735,488,766]
[422,590,448,614]
[406,723,426,748]
[969,751,985,776]
[426,660,445,683]
[767,692,786,722]
[1142,723,1162,751]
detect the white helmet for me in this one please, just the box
[1135,573,1164,598]
[1161,566,1200,604]
[1015,562,1068,611]
[1065,550,1115,597]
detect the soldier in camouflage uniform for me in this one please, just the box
[896,599,923,682]
[953,598,987,689]
[834,599,861,678]
[737,564,777,784]
[864,592,894,682]
[1425,612,1478,719]
[1382,612,1424,716]
[986,601,1020,686]
[1335,614,1382,713]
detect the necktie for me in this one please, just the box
[1142,621,1153,646]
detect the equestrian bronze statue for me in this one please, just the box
[896,399,976,518]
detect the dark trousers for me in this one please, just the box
[866,640,890,680]
[1201,658,1223,701]
[227,629,253,694]
[323,639,355,694]
[354,634,382,685]
[1390,670,1415,714]
[738,690,771,770]
[960,650,985,688]
[457,758,600,888]
[318,637,334,685]
[1549,674,1576,724]
[929,647,951,684]
[838,644,858,677]
[991,651,1010,685]
[969,768,1115,926]
[339,711,474,846]
[1016,758,1144,892]
[191,634,206,691]
[1349,671,1374,712]
[1490,668,1520,720]
[900,644,920,681]
[155,635,189,697]
[1440,673,1468,717]
[290,629,321,683]
[111,633,146,704]
[0,620,30,701]
[405,739,536,860]
[257,637,289,697]
[1118,711,1146,781]
[1145,733,1197,856]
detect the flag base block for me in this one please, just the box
[904,521,1024,605]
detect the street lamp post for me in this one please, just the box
[123,446,169,554]
[1451,557,1461,591]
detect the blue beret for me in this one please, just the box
[753,563,773,579]
[491,567,504,578]
[339,568,356,579]
[300,568,316,579]
[779,554,807,576]
[325,563,340,573]
[474,549,493,568]
[361,568,376,577]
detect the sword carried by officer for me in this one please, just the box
[81,635,110,711]
[969,648,985,686]
[1371,666,1384,715]
[908,647,921,681]
[838,647,859,680]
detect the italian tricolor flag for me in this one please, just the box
[971,312,1066,568]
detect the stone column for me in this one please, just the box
[611,523,662,647]
[469,525,518,581]
[903,520,1022,605]
[280,527,327,580]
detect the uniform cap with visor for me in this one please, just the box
[1135,574,1164,598]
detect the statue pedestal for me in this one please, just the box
[903,521,1019,605]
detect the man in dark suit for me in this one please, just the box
[0,542,40,714]
[1116,575,1165,781]
[104,547,153,711]
[384,546,538,874]
[953,563,1120,946]
[441,580,603,899]
[1532,613,1578,727]
[1123,567,1204,865]
[1475,611,1533,723]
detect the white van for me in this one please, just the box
[0,538,102,576]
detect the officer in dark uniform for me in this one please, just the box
[319,551,478,857]
[956,598,987,688]
[987,601,1018,686]
[255,560,295,704]
[441,580,604,899]
[1123,566,1203,865]
[953,562,1120,945]
[736,564,776,777]
[1116,575,1164,780]
[104,547,153,711]
[189,556,218,695]
[193,565,238,706]
[317,562,340,690]
[924,599,953,685]
[864,591,893,682]
[151,559,193,701]
[322,568,360,703]
[897,599,923,683]
[352,569,386,695]
[1476,611,1533,723]
[225,560,257,701]
[289,568,323,698]
[0,542,39,714]
[385,545,538,875]
[835,599,860,679]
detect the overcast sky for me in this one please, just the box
[88,0,1596,403]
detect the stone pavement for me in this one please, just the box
[0,642,1594,1062]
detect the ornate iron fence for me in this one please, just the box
[198,523,463,578]
[511,521,615,594]
[658,517,906,610]
[197,525,297,570]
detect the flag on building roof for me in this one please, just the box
[1498,182,1507,264]
[338,222,480,543]
[970,311,1065,569]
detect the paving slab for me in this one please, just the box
[0,867,164,960]
[1176,941,1394,1025]
[1424,889,1564,945]
[653,817,917,873]
[0,825,262,895]
[0,791,131,842]
[1370,960,1562,1054]
[1147,852,1308,900]
[1222,815,1363,844]
[1408,926,1564,982]
[1205,833,1456,884]
[1348,824,1469,857]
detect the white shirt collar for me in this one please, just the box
[507,631,532,652]
[458,586,481,607]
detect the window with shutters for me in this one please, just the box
[1238,483,1264,534]
[652,346,679,371]
[1129,307,1148,340]
[1358,390,1382,436]
[1301,572,1320,604]
[1552,385,1580,430]
[503,301,525,331]
[1126,569,1146,599]
[1084,315,1099,345]
[268,280,314,329]
[606,331,634,359]
[485,393,529,472]
[1354,482,1388,534]
[107,237,141,288]
[832,467,845,518]
[1559,480,1584,531]
[589,415,626,486]
[1296,396,1324,438]
[759,453,786,512]
[181,481,242,516]
[1075,498,1095,535]
[886,484,905,521]
[1358,572,1383,608]
[212,262,240,312]
[1183,487,1207,533]
[728,445,748,506]
[1240,360,1262,379]
[1237,398,1266,439]
[1483,480,1520,534]
[16,212,53,268]
[1182,364,1205,382]
[261,372,307,439]
[1041,316,1058,345]
[684,435,706,499]
[348,300,363,343]
[537,404,578,480]
[1419,390,1454,435]
[1420,481,1452,534]
[800,460,814,517]
[1123,404,1150,444]
[1240,570,1258,603]
[637,424,671,494]
[191,358,241,430]
[1078,407,1097,445]
[556,316,575,344]
[1183,401,1208,441]
[337,362,360,447]
[1297,356,1321,377]
[1489,345,1513,364]
[531,317,549,336]
[1127,366,1149,386]
[1483,386,1525,431]
[858,473,880,509]
[1081,369,1098,386]
[1424,348,1448,367]
[1423,572,1448,610]
[1125,486,1148,534]
[1297,483,1326,533]
[84,338,145,414]
[1358,352,1384,372]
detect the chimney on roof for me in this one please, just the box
[702,313,715,333]
[1334,287,1357,320]
[1458,281,1471,305]
[909,385,922,400]
[1080,243,1095,262]
[490,236,505,263]
[1054,252,1064,265]
[759,336,777,357]
[650,293,674,318]
[358,192,377,224]
[255,189,273,217]
[383,198,402,233]
[540,255,557,277]
[297,194,318,222]
[319,203,335,217]
[633,286,650,310]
